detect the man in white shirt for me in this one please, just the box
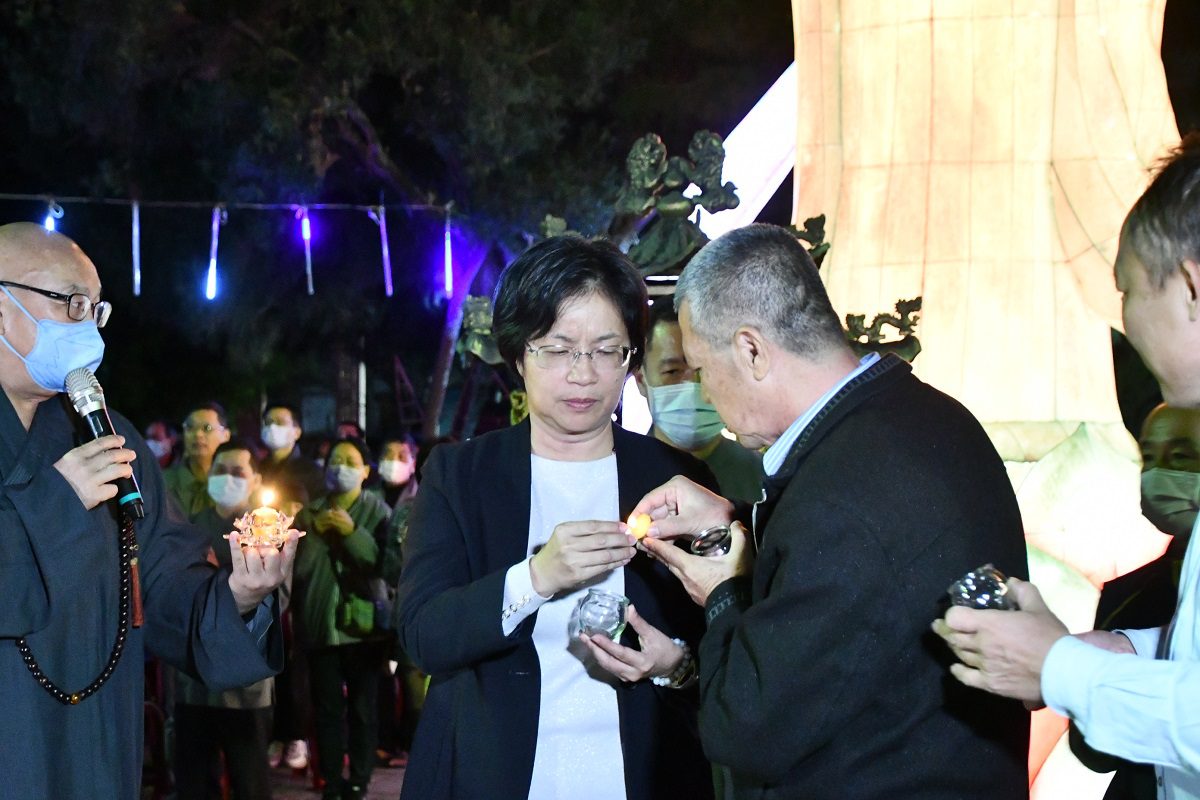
[935,134,1200,798]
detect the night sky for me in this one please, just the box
[0,1,1194,439]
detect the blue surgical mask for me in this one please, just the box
[207,474,251,510]
[145,438,173,460]
[330,465,364,494]
[261,424,295,452]
[647,381,726,450]
[0,287,105,392]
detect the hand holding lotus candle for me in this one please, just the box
[224,506,305,549]
[223,489,306,549]
[222,488,305,615]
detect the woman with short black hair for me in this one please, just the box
[397,236,714,800]
[293,437,392,800]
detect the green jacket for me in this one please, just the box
[293,490,391,650]
[162,459,213,518]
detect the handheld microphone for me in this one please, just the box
[65,367,145,520]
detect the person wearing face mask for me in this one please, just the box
[143,419,179,469]
[1069,403,1200,800]
[634,301,763,505]
[293,437,392,800]
[934,136,1200,800]
[368,434,422,768]
[0,224,293,799]
[260,403,323,773]
[163,402,232,518]
[1090,403,1200,634]
[1139,404,1200,543]
[373,435,419,511]
[260,404,325,515]
[373,434,421,590]
[174,439,280,800]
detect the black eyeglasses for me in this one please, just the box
[182,421,225,434]
[0,280,112,328]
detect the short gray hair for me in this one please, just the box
[674,224,848,358]
[1123,134,1200,290]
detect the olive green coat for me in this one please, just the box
[292,491,391,650]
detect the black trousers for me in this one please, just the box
[173,704,273,800]
[272,609,312,742]
[308,642,386,795]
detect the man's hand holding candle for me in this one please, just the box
[631,476,753,606]
[629,475,735,541]
[225,504,304,615]
[227,529,300,615]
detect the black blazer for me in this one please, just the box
[396,420,717,800]
[700,356,1030,799]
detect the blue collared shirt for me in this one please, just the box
[1043,513,1200,798]
[762,353,881,477]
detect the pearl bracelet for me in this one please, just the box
[651,638,696,689]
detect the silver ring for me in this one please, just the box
[690,525,732,557]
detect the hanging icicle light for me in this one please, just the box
[43,200,63,232]
[443,207,454,298]
[367,206,394,297]
[298,206,314,295]
[205,205,225,301]
[131,202,141,297]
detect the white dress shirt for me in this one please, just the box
[499,453,627,800]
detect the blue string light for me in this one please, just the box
[205,206,224,300]
[443,210,453,297]
[299,206,314,295]
[43,201,63,232]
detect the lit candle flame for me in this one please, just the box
[259,487,276,508]
[627,513,652,540]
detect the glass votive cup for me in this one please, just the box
[946,563,1017,610]
[568,589,630,640]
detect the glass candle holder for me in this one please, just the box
[223,506,301,549]
[946,563,1018,610]
[568,589,629,640]
[689,524,732,557]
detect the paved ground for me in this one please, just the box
[269,763,406,800]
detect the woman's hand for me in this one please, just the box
[315,508,355,537]
[582,605,685,682]
[529,520,635,597]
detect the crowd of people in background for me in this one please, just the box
[83,134,1198,800]
[143,404,428,800]
[135,282,778,800]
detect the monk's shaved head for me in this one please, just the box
[0,222,99,290]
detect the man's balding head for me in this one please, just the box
[1140,403,1200,473]
[0,223,99,289]
[0,223,104,409]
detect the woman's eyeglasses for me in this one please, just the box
[525,344,635,371]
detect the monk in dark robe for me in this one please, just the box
[0,223,298,798]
